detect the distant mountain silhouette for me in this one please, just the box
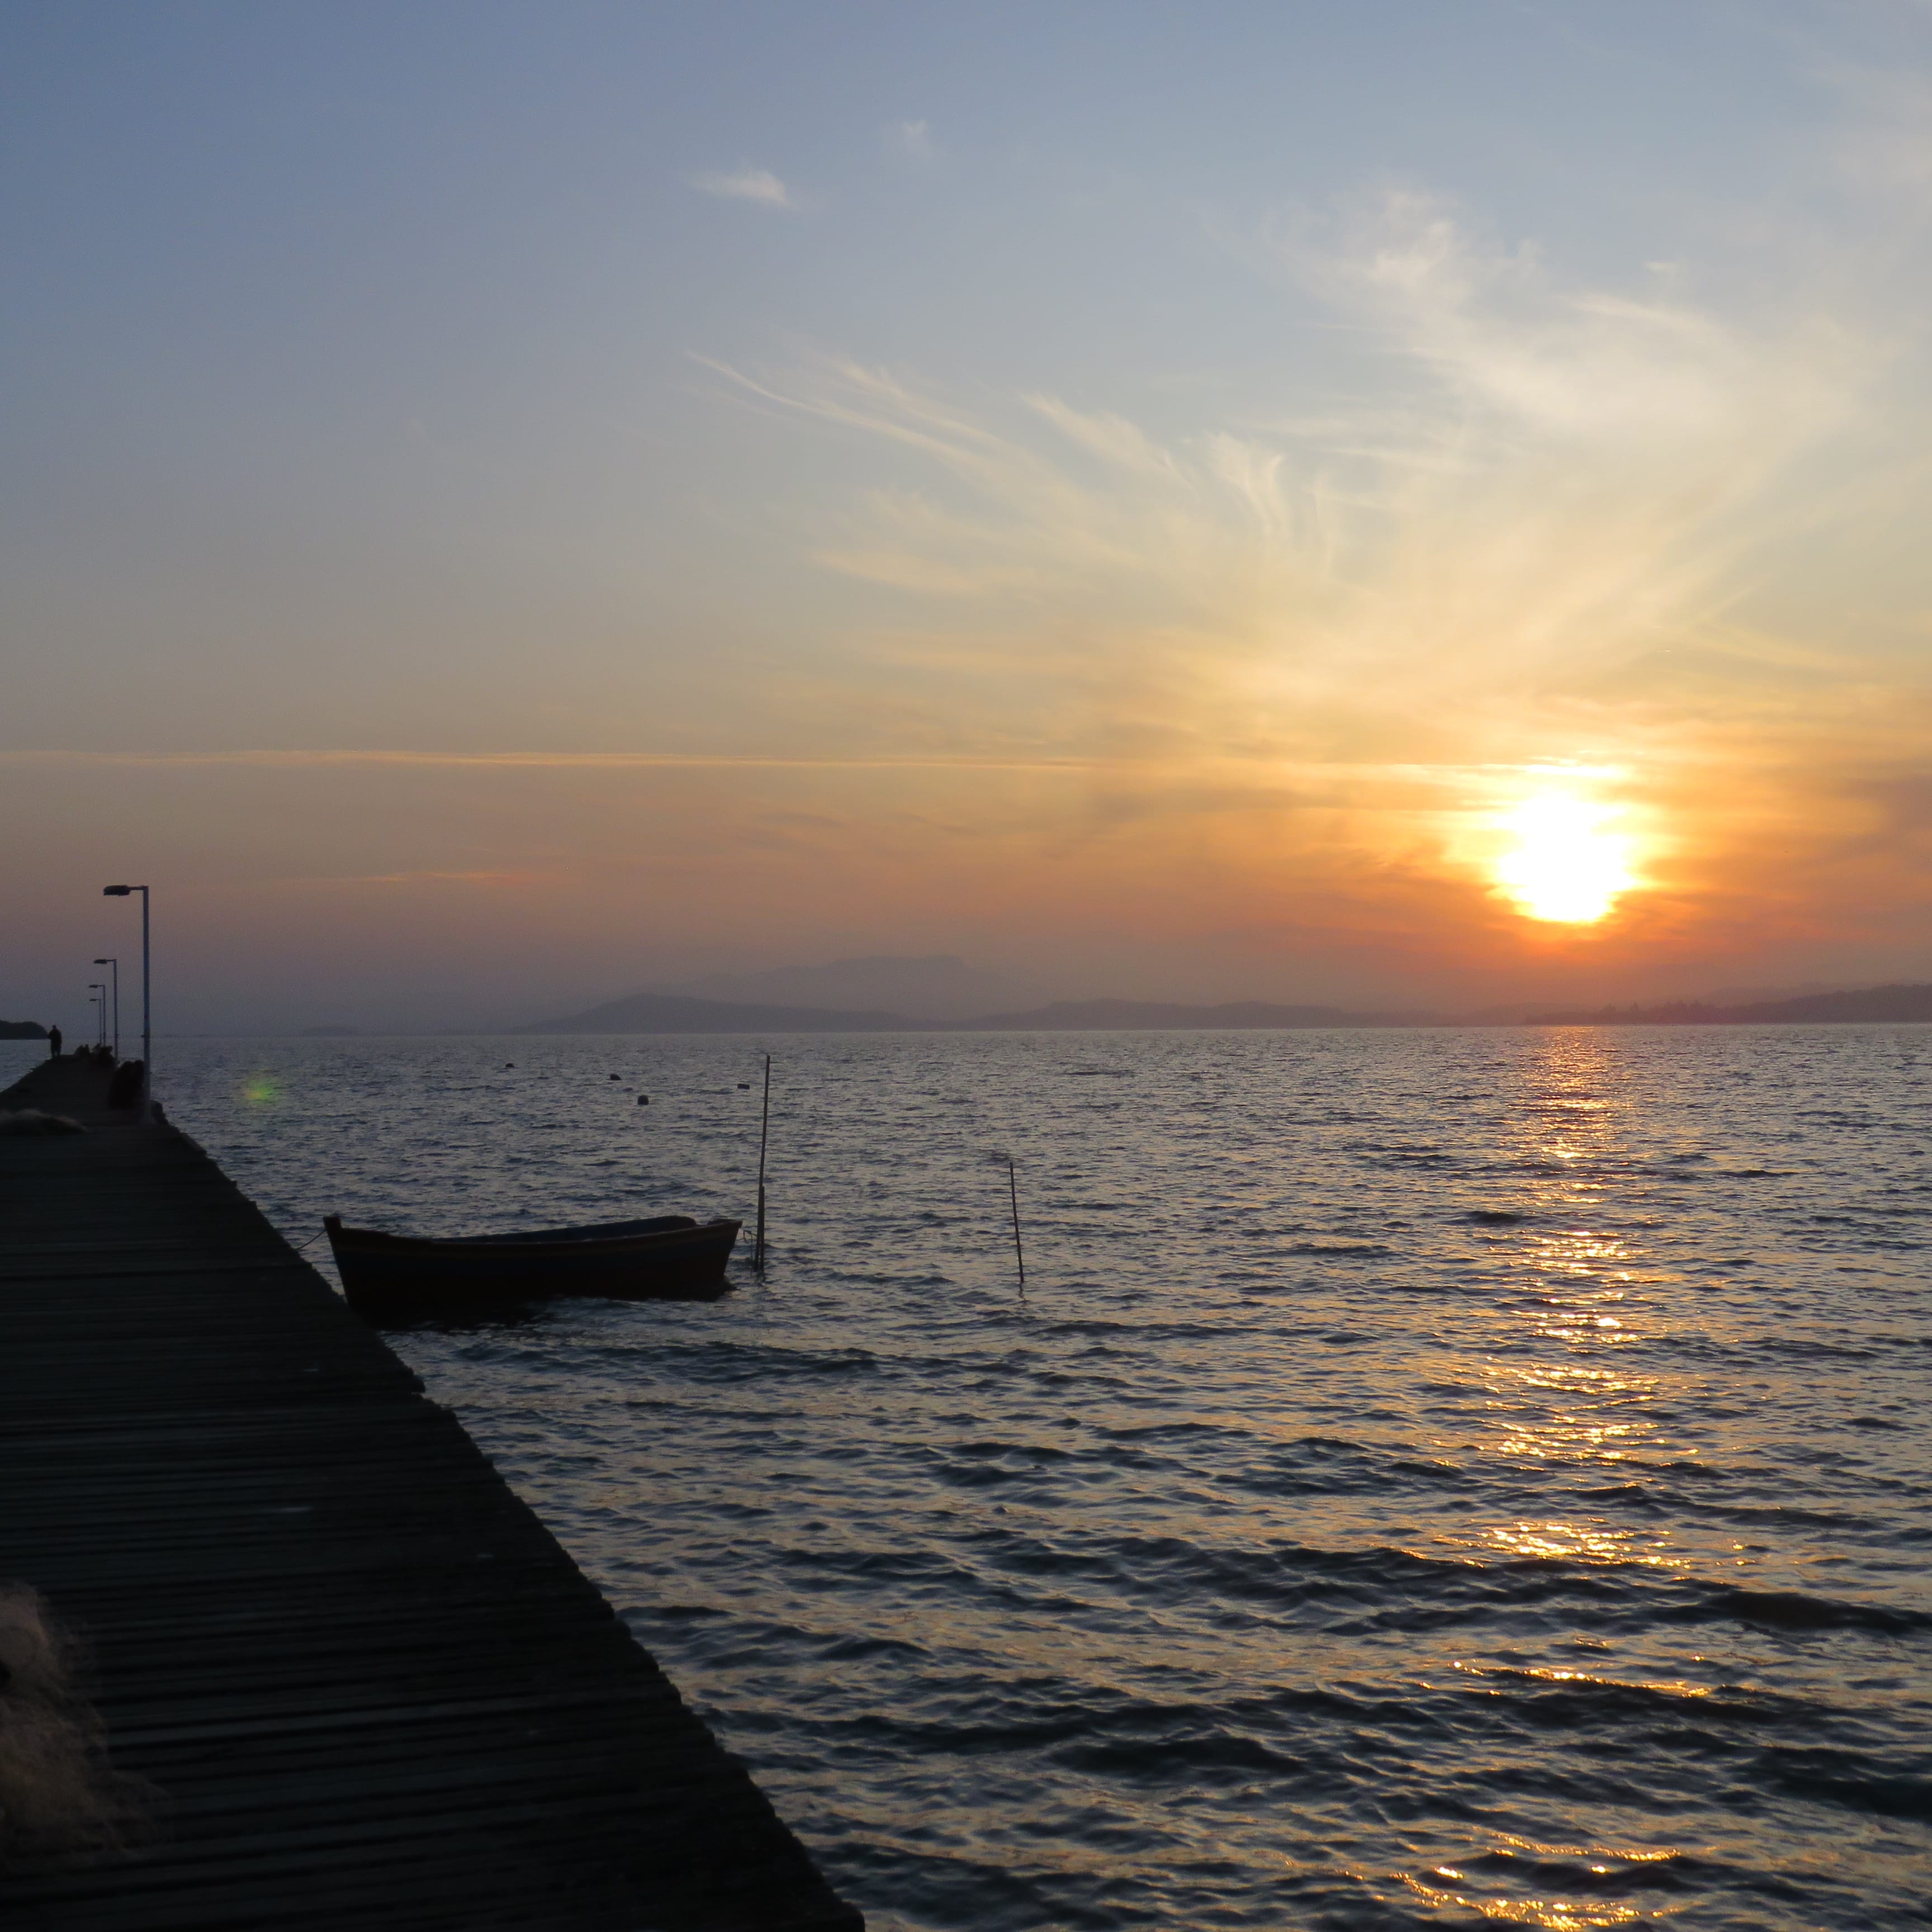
[658,953,1040,1021]
[0,1019,48,1040]
[513,979,1932,1036]
[514,991,911,1034]
[1537,983,1932,1026]
[943,997,1426,1031]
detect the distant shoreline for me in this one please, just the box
[139,1014,1932,1042]
[500,981,1932,1036]
[30,981,1931,1040]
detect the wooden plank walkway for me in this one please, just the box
[0,1056,863,1931]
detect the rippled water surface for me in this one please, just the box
[126,1029,1932,1927]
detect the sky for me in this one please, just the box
[6,0,1932,1033]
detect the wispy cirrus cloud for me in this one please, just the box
[687,163,793,207]
[704,190,1877,727]
[694,190,1920,937]
[1282,190,1862,449]
[886,119,934,163]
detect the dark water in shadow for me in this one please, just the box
[150,1026,1931,1930]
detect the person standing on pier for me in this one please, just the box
[47,1024,62,1057]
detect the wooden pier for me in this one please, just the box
[0,1056,861,1931]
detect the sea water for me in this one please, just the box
[40,1027,1932,1929]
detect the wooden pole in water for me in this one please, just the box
[754,1053,771,1271]
[1007,1154,1025,1291]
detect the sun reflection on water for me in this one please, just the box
[1400,1830,1683,1929]
[1399,1888,1649,1928]
[1399,1878,1662,1929]
[1481,1517,1675,1565]
[1436,1032,1714,1574]
[1483,1352,1665,1453]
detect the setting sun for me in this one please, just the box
[1494,793,1638,924]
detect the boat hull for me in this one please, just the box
[324,1214,741,1321]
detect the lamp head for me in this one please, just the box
[103,886,131,897]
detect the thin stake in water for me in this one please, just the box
[754,1053,771,1272]
[1007,1154,1025,1291]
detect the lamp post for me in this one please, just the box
[102,886,150,1121]
[88,983,107,1049]
[93,958,119,1058]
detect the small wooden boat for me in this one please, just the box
[323,1212,740,1320]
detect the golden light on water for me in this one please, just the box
[1399,1873,1661,1929]
[1399,1834,1679,1930]
[1493,792,1638,924]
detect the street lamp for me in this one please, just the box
[88,983,107,1049]
[93,958,119,1058]
[102,886,151,1121]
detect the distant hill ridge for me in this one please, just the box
[518,979,1932,1034]
[514,991,907,1035]
[940,998,1423,1031]
[657,953,1037,1021]
[1536,983,1932,1026]
[514,991,1429,1034]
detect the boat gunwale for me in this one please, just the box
[324,1215,742,1261]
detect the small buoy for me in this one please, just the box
[737,1082,751,1090]
[504,1062,515,1069]
[609,1073,621,1081]
[637,1095,648,1105]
